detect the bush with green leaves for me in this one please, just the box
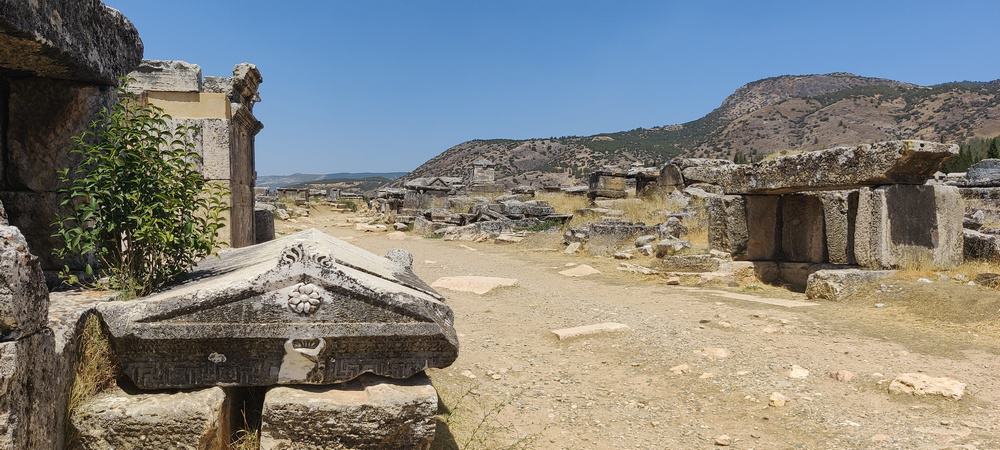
[54,83,228,297]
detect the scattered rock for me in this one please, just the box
[768,392,788,407]
[665,276,681,285]
[669,364,690,375]
[564,242,582,255]
[431,276,519,295]
[550,323,630,340]
[617,263,660,275]
[787,365,810,379]
[714,434,732,446]
[635,234,658,247]
[355,223,388,232]
[830,370,856,382]
[888,373,966,400]
[559,264,601,278]
[386,231,407,240]
[698,347,730,360]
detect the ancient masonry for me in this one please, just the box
[0,2,456,448]
[129,59,265,248]
[662,140,963,291]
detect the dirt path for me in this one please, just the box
[279,215,1000,450]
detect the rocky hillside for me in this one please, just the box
[405,73,1000,186]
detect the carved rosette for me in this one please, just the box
[288,283,322,315]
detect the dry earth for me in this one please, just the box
[278,209,1000,450]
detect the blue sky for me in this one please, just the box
[105,0,1000,175]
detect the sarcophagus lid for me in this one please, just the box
[97,229,458,390]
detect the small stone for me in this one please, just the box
[564,242,582,254]
[460,370,476,379]
[888,373,966,400]
[830,370,855,382]
[916,277,932,284]
[558,264,601,278]
[665,277,681,285]
[613,251,634,260]
[787,365,810,379]
[550,323,630,340]
[698,347,730,360]
[431,276,518,295]
[714,434,732,446]
[768,392,788,407]
[669,364,690,375]
[699,372,715,379]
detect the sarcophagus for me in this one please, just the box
[97,229,458,390]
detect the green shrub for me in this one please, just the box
[54,82,228,297]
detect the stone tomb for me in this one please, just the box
[98,228,459,390]
[706,141,962,288]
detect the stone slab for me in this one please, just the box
[431,276,518,295]
[745,195,780,260]
[697,290,818,308]
[260,373,438,450]
[811,190,857,264]
[127,60,203,93]
[71,386,231,449]
[97,229,458,389]
[854,185,963,270]
[0,330,58,449]
[964,229,1000,260]
[558,264,601,277]
[0,226,49,340]
[707,195,748,258]
[685,140,958,195]
[0,0,143,84]
[780,195,826,263]
[551,323,630,340]
[255,207,275,244]
[963,158,1000,187]
[805,269,895,301]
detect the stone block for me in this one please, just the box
[97,229,458,389]
[658,164,684,189]
[780,195,826,263]
[254,207,275,244]
[745,195,780,260]
[805,269,895,301]
[260,374,437,450]
[658,254,729,273]
[127,60,203,93]
[0,191,67,271]
[0,226,49,340]
[963,158,1000,187]
[689,141,958,194]
[707,195,748,258]
[71,386,232,450]
[551,323,630,340]
[0,330,58,450]
[811,190,857,264]
[777,262,851,291]
[0,200,6,225]
[854,185,963,269]
[963,229,1000,260]
[0,0,142,84]
[5,78,116,192]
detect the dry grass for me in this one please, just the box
[535,192,589,215]
[67,314,117,417]
[229,417,260,450]
[433,381,541,450]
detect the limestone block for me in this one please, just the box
[888,373,966,400]
[855,185,963,270]
[6,78,115,192]
[0,330,57,449]
[127,60,203,93]
[0,191,67,271]
[0,226,49,340]
[199,118,234,180]
[777,262,850,291]
[431,276,518,295]
[707,195,748,258]
[658,254,729,273]
[669,158,736,171]
[71,386,231,450]
[964,229,1000,260]
[745,195,780,260]
[780,195,826,263]
[963,158,1000,187]
[805,269,895,301]
[260,374,438,450]
[254,207,276,244]
[0,0,142,84]
[810,191,857,264]
[551,323,630,340]
[690,141,958,194]
[97,229,458,389]
[658,164,684,188]
[0,200,6,225]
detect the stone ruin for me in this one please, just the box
[588,164,660,200]
[665,140,962,293]
[467,157,500,193]
[939,158,1000,261]
[128,59,265,248]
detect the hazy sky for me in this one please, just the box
[106,0,1000,175]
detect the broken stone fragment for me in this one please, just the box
[97,229,458,389]
[888,373,966,400]
[70,385,231,449]
[550,323,630,340]
[431,276,518,295]
[558,264,601,277]
[805,269,895,301]
[0,226,50,340]
[260,374,438,450]
[658,254,729,273]
[654,237,691,258]
[126,60,203,93]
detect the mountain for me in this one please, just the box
[404,73,1000,186]
[257,172,407,189]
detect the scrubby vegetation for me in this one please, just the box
[54,82,228,297]
[942,136,1000,173]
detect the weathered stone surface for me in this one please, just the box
[805,269,894,301]
[658,164,684,188]
[963,158,1000,187]
[431,276,518,295]
[559,264,601,277]
[688,141,958,194]
[707,195,748,258]
[888,373,966,400]
[745,195,780,260]
[854,185,963,269]
[97,229,458,389]
[776,262,850,291]
[255,206,275,244]
[0,200,6,225]
[0,330,58,450]
[0,226,49,340]
[811,190,857,264]
[71,386,231,449]
[654,237,691,257]
[658,254,728,273]
[669,158,735,171]
[780,195,825,263]
[551,323,630,340]
[260,374,437,450]
[0,0,143,84]
[126,60,203,93]
[964,229,1000,260]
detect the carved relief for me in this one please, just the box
[287,283,322,315]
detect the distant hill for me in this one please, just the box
[403,73,1000,187]
[257,172,407,189]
